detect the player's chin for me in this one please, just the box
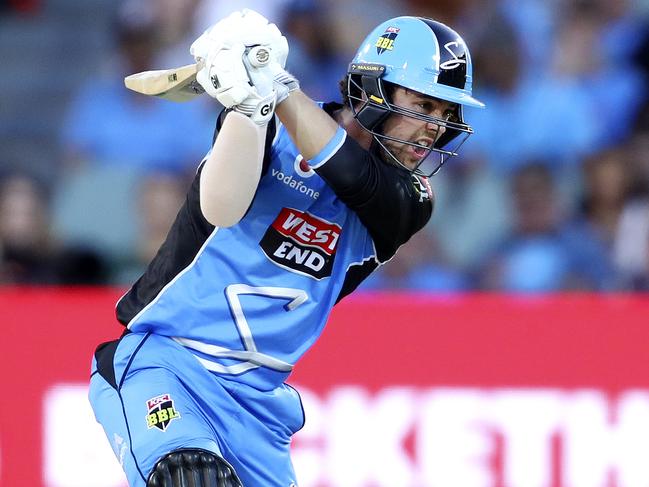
[382,146,420,170]
[400,158,420,171]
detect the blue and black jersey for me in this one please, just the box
[114,103,433,390]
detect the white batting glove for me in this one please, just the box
[194,43,277,125]
[191,9,289,69]
[189,9,294,122]
[243,59,300,106]
[194,42,254,106]
[234,91,277,125]
[269,62,300,105]
[235,45,277,125]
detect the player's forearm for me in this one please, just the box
[275,90,340,160]
[199,111,265,227]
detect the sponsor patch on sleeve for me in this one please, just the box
[260,208,342,280]
[145,393,181,432]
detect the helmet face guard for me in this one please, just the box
[347,64,473,176]
[347,17,485,176]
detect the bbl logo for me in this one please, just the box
[375,26,400,54]
[145,393,181,431]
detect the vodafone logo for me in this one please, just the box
[294,154,315,178]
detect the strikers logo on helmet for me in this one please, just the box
[375,26,399,54]
[440,41,467,70]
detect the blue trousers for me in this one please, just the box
[89,332,304,486]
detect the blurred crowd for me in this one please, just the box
[1,0,649,291]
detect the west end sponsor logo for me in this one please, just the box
[260,208,341,279]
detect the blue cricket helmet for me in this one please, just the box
[346,16,485,175]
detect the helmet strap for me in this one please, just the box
[355,100,391,132]
[347,64,392,132]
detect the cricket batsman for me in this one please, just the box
[89,9,484,486]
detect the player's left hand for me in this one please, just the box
[194,41,256,106]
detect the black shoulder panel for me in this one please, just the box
[419,18,467,89]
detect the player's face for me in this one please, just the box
[379,88,457,170]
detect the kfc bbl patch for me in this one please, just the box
[375,26,400,54]
[145,393,181,431]
[260,208,341,280]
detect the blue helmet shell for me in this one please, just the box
[351,16,485,109]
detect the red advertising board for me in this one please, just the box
[1,289,648,486]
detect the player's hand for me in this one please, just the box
[235,45,277,125]
[191,9,289,69]
[190,9,291,124]
[193,41,255,106]
[241,59,300,107]
[267,61,300,105]
[194,42,277,125]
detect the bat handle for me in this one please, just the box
[246,45,271,68]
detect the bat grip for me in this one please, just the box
[246,45,271,68]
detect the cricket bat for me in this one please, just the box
[124,46,271,102]
[124,63,203,102]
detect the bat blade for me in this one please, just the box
[124,63,204,102]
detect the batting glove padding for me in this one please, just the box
[190,9,289,69]
[268,62,300,105]
[191,9,294,124]
[234,46,277,125]
[195,43,255,106]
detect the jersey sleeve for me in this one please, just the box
[312,126,433,262]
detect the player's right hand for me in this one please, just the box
[190,9,291,123]
[267,61,300,105]
[234,45,277,125]
[191,9,289,70]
